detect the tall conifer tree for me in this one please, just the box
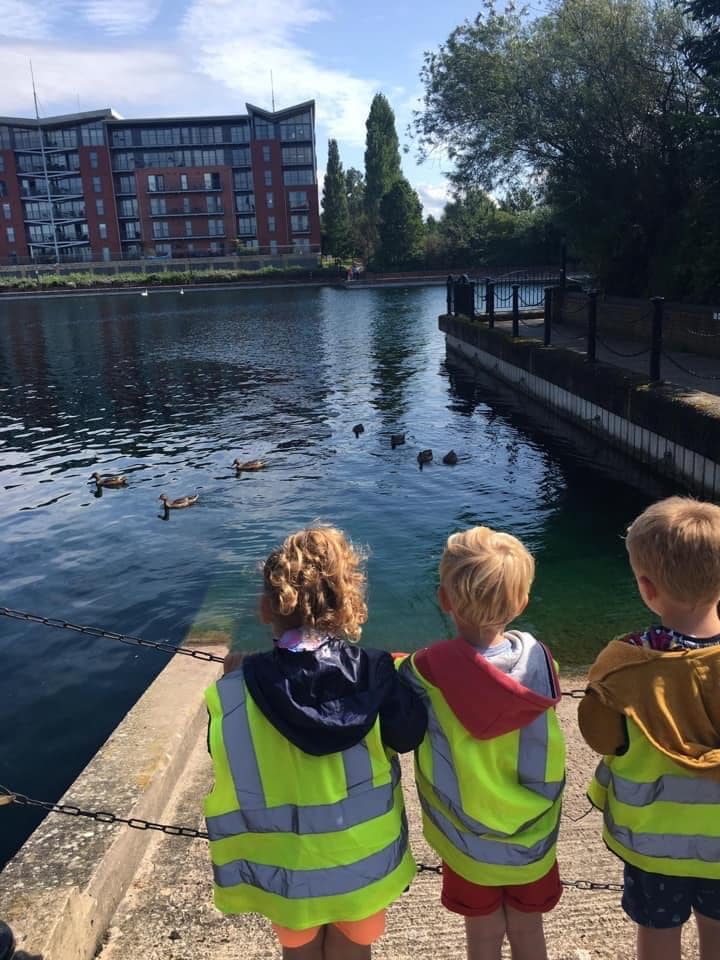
[364,94,402,247]
[322,139,351,258]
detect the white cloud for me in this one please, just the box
[0,0,56,40]
[79,0,163,35]
[416,182,452,219]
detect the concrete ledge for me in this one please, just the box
[0,646,223,960]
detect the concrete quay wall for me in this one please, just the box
[440,314,720,499]
[0,647,223,960]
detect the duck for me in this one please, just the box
[352,424,365,437]
[140,289,149,297]
[417,449,433,465]
[232,458,266,474]
[179,287,185,295]
[89,471,128,488]
[390,433,405,449]
[158,493,199,509]
[442,450,458,466]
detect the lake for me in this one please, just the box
[0,283,676,865]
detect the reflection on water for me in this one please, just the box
[0,285,679,865]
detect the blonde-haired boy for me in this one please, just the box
[580,497,720,960]
[400,526,565,960]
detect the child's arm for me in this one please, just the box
[578,689,628,755]
[377,654,428,753]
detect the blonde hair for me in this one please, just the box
[439,526,534,628]
[625,496,720,606]
[263,526,367,639]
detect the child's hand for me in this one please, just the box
[223,651,245,675]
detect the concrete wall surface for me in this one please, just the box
[0,646,223,960]
[440,315,720,498]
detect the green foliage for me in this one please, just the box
[322,140,352,258]
[414,0,718,298]
[375,178,425,269]
[364,94,402,249]
[345,167,371,258]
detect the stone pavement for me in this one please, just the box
[97,683,701,960]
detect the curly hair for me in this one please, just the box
[262,526,368,640]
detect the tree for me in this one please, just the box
[345,167,370,258]
[321,139,351,258]
[364,94,402,248]
[414,0,707,296]
[376,178,425,269]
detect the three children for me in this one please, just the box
[205,495,720,959]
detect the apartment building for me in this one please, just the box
[0,101,320,264]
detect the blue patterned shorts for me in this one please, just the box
[623,863,720,928]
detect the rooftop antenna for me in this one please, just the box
[270,70,276,112]
[30,60,60,265]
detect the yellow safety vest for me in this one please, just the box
[399,654,565,885]
[204,669,415,929]
[588,717,720,878]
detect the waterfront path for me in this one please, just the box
[96,682,700,960]
[491,315,720,398]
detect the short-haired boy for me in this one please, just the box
[579,496,720,960]
[399,526,565,960]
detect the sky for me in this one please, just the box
[0,0,505,218]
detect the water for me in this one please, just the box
[0,285,678,866]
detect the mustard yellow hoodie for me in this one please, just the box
[578,638,720,779]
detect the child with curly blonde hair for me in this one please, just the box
[205,525,427,960]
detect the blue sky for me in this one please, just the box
[0,0,512,217]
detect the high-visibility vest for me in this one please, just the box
[588,717,720,879]
[204,670,415,929]
[398,654,565,885]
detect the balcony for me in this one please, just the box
[146,185,222,194]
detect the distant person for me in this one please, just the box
[204,525,427,960]
[399,527,565,960]
[580,497,720,960]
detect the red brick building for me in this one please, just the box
[0,101,320,264]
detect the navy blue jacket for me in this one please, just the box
[242,639,427,756]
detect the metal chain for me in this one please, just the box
[0,785,209,839]
[662,350,720,381]
[595,336,649,358]
[415,863,623,891]
[0,606,225,663]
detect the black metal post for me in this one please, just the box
[486,279,495,328]
[587,289,598,362]
[560,241,567,290]
[543,287,553,346]
[446,275,453,316]
[650,296,664,382]
[512,284,519,337]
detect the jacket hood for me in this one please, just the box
[587,639,720,776]
[414,633,560,740]
[242,639,394,756]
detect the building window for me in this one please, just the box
[148,174,165,192]
[294,238,311,252]
[116,175,135,194]
[0,156,4,172]
[268,216,276,233]
[185,220,193,237]
[82,124,104,146]
[150,197,167,216]
[266,192,274,209]
[206,195,223,214]
[282,146,313,165]
[2,203,10,220]
[230,125,250,143]
[264,170,272,187]
[291,214,309,233]
[111,129,133,147]
[182,196,191,214]
[102,246,111,261]
[204,172,221,190]
[288,190,308,209]
[231,147,250,166]
[92,176,102,193]
[256,122,274,140]
[280,118,313,142]
[235,194,255,213]
[153,221,169,238]
[283,169,314,186]
[6,227,15,242]
[237,215,257,235]
[180,174,188,191]
[207,218,225,236]
[270,240,278,254]
[123,221,141,240]
[154,242,172,256]
[118,198,138,217]
[95,199,105,215]
[90,151,99,169]
[262,145,271,162]
[0,180,6,197]
[233,170,252,191]
[98,223,108,239]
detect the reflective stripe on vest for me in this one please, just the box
[207,674,398,840]
[399,656,564,832]
[595,759,720,807]
[603,807,720,863]
[213,816,410,897]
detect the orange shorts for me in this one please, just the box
[272,910,385,948]
[441,861,562,917]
